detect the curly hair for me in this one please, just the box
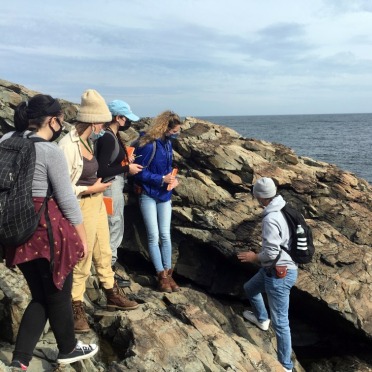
[139,110,181,147]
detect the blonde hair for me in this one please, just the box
[139,110,181,147]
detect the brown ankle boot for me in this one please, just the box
[157,270,172,293]
[72,300,90,333]
[104,283,139,311]
[167,269,181,292]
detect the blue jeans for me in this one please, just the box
[103,174,125,266]
[139,193,172,273]
[243,268,298,370]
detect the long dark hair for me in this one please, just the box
[14,94,62,132]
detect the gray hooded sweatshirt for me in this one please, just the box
[257,195,298,270]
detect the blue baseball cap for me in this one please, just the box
[107,100,139,121]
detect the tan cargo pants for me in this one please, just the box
[71,193,114,301]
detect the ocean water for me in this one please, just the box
[200,113,372,184]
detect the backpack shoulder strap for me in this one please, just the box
[145,141,157,167]
[29,137,49,144]
[269,249,282,270]
[280,203,298,229]
[279,203,293,255]
[104,130,120,165]
[22,131,49,143]
[131,138,156,168]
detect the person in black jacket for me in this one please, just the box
[95,100,143,272]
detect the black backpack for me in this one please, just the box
[280,203,315,264]
[0,132,51,249]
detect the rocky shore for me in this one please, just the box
[1,79,372,372]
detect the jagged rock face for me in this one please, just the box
[0,79,78,135]
[161,117,372,339]
[1,79,372,371]
[0,263,300,372]
[124,116,372,340]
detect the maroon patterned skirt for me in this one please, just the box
[5,197,84,290]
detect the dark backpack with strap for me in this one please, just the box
[0,132,52,249]
[280,203,315,264]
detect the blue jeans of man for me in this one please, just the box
[243,267,298,370]
[139,193,172,273]
[103,174,125,266]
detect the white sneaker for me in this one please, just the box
[243,310,270,331]
[283,368,292,372]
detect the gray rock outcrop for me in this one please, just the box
[1,79,372,372]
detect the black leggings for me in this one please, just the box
[13,259,76,366]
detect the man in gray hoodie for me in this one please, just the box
[237,177,297,372]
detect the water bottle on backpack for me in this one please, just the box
[296,225,308,253]
[280,204,315,264]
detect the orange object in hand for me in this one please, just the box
[167,168,178,191]
[121,146,135,166]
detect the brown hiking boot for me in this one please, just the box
[104,283,139,311]
[157,270,172,293]
[167,269,181,292]
[72,300,90,333]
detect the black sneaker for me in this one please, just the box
[112,266,131,287]
[114,272,131,287]
[10,360,28,371]
[57,340,98,364]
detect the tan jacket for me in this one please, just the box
[58,127,89,197]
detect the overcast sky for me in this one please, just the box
[1,0,372,116]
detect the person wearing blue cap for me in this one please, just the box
[95,100,143,277]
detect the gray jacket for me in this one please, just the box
[257,195,297,270]
[0,131,82,225]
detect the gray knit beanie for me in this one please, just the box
[253,177,277,198]
[76,89,112,123]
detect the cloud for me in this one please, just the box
[324,0,372,13]
[1,0,372,115]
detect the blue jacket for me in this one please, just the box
[133,137,173,202]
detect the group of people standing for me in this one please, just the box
[1,89,297,372]
[1,89,182,370]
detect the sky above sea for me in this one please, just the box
[1,0,372,117]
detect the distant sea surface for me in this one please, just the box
[200,113,372,184]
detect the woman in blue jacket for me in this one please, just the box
[134,111,181,292]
